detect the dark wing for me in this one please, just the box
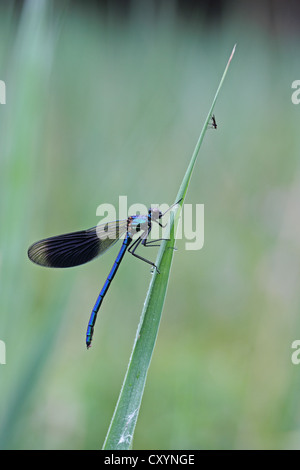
[28,220,128,268]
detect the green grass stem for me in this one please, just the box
[102,45,236,450]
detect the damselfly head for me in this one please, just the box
[149,207,162,221]
[149,199,182,221]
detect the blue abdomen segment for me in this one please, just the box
[86,234,132,348]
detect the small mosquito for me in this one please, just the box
[209,114,217,130]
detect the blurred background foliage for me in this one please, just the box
[1,0,300,450]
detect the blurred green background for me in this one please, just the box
[1,0,300,450]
